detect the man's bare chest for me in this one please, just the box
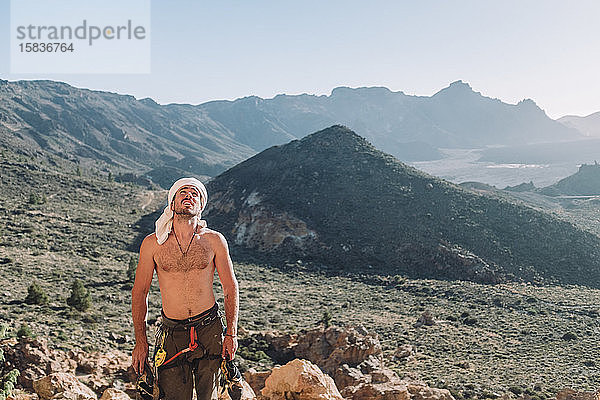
[154,238,213,272]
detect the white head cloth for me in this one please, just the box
[155,177,208,245]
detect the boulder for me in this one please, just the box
[99,389,129,400]
[7,389,39,400]
[32,373,96,400]
[332,364,368,389]
[407,383,455,400]
[415,312,435,327]
[243,369,271,396]
[556,388,600,400]
[342,382,410,400]
[294,326,382,374]
[1,338,76,388]
[71,350,132,394]
[394,344,415,360]
[261,359,342,400]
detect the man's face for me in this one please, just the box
[171,185,202,216]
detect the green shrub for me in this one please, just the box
[16,324,33,338]
[24,282,49,305]
[28,192,46,205]
[320,309,332,328]
[509,386,523,395]
[67,279,91,312]
[0,369,20,400]
[127,256,137,282]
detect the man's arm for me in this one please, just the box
[213,232,239,360]
[131,234,156,374]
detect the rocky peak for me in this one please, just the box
[330,86,395,98]
[433,80,477,97]
[517,98,545,114]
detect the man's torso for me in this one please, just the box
[153,230,217,319]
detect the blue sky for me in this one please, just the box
[1,0,599,119]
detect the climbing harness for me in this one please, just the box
[143,305,246,399]
[154,326,199,368]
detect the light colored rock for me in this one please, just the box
[370,368,399,384]
[407,383,455,400]
[556,388,600,400]
[33,373,96,400]
[394,344,415,360]
[2,338,76,388]
[261,359,342,400]
[243,369,271,396]
[72,350,132,394]
[294,326,382,376]
[7,389,39,400]
[332,364,368,389]
[343,382,410,400]
[99,389,129,400]
[415,311,435,327]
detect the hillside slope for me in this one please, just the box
[0,79,254,180]
[540,163,600,196]
[205,126,600,286]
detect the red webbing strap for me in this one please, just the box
[161,326,198,367]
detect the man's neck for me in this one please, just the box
[172,215,199,238]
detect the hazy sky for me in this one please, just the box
[1,0,599,119]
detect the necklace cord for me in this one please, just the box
[173,225,197,256]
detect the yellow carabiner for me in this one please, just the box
[154,331,167,367]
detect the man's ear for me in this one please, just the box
[170,199,174,211]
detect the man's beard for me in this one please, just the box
[174,205,200,217]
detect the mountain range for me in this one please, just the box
[559,111,600,137]
[0,79,584,187]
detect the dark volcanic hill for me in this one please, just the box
[540,163,600,196]
[205,125,600,286]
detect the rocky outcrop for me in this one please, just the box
[243,370,271,396]
[251,325,455,400]
[1,338,77,388]
[260,359,343,400]
[99,388,130,400]
[207,189,320,253]
[294,326,382,376]
[33,373,96,400]
[1,337,134,399]
[406,383,454,400]
[556,388,600,400]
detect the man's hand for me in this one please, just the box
[222,335,238,360]
[132,341,149,375]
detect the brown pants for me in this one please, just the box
[156,308,224,400]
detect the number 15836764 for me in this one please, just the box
[19,43,74,52]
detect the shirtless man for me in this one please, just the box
[131,178,239,400]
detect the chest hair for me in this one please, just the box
[155,238,213,272]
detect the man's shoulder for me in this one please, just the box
[201,227,226,240]
[140,233,159,251]
[200,228,228,247]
